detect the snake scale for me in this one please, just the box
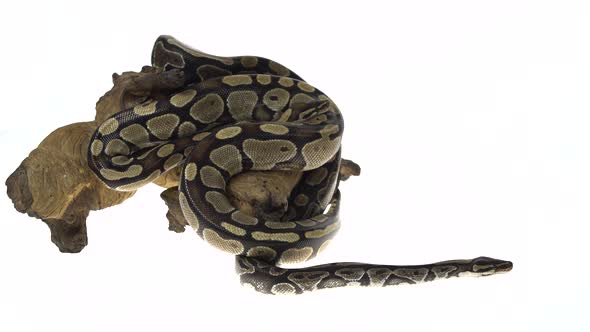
[88,36,512,294]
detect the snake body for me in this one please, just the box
[88,36,512,294]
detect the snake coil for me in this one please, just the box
[88,36,512,294]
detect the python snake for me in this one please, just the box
[88,36,512,294]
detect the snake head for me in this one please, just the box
[459,256,513,277]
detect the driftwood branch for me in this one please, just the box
[5,68,360,252]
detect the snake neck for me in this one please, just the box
[237,256,513,295]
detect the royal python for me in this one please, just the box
[88,36,512,294]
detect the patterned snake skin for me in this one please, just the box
[87,36,512,294]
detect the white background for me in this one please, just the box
[1,1,589,331]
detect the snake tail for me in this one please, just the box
[236,256,513,295]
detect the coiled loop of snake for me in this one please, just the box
[88,36,512,294]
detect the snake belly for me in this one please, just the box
[88,36,513,295]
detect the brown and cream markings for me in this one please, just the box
[88,36,512,294]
